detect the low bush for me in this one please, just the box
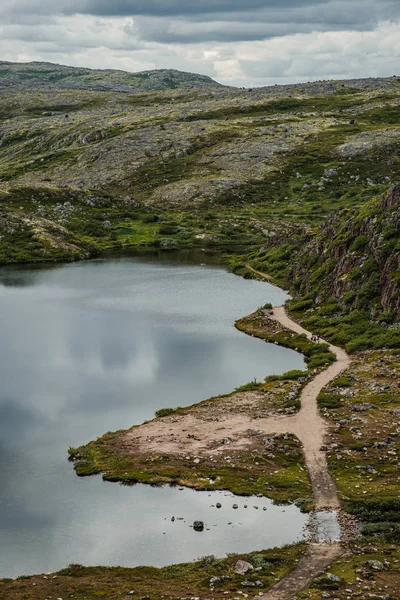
[346,498,400,523]
[265,369,307,382]
[317,392,343,409]
[333,376,352,387]
[235,379,263,392]
[290,299,314,312]
[154,407,181,418]
[360,522,400,543]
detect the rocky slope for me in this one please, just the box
[289,185,400,317]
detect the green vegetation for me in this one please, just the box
[0,543,306,600]
[315,351,399,542]
[69,425,312,504]
[301,541,400,600]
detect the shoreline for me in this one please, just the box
[1,259,399,599]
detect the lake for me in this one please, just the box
[0,253,307,577]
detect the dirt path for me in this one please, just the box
[252,306,351,600]
[258,543,344,600]
[271,307,350,510]
[245,264,276,282]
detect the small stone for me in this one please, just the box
[327,573,342,583]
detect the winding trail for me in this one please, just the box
[270,307,350,511]
[252,304,351,600]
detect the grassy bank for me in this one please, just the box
[0,542,307,600]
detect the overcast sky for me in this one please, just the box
[1,0,399,86]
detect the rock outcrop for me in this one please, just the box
[290,185,400,317]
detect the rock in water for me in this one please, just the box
[193,520,204,531]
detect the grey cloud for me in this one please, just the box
[2,0,330,18]
[130,13,372,45]
[2,0,400,22]
[3,0,399,45]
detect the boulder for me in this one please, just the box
[365,560,385,571]
[235,560,254,575]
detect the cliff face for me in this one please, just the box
[290,185,400,317]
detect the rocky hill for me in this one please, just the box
[0,61,223,93]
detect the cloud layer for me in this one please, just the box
[1,0,399,86]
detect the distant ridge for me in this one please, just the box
[0,60,224,93]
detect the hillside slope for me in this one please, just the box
[0,61,223,92]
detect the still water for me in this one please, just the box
[0,254,306,577]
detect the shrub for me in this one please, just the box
[311,576,342,590]
[318,393,342,409]
[360,522,400,542]
[235,380,262,392]
[350,235,368,252]
[290,299,314,311]
[249,554,274,570]
[265,369,307,382]
[143,214,160,223]
[159,225,179,235]
[346,498,400,523]
[333,376,352,387]
[154,407,181,418]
